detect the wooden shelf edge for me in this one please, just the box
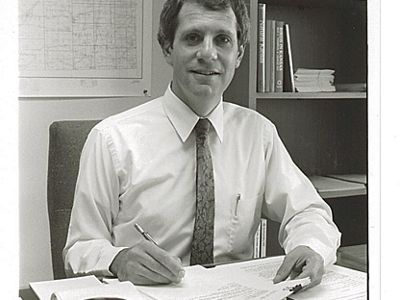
[319,188,367,199]
[255,92,367,100]
[308,175,367,199]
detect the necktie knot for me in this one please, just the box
[195,118,210,141]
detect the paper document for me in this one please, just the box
[30,275,144,300]
[30,275,102,300]
[51,281,143,300]
[19,0,152,96]
[138,257,310,300]
[19,0,143,78]
[289,264,367,300]
[30,256,367,300]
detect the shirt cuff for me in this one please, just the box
[99,246,129,277]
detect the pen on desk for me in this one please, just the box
[134,223,159,246]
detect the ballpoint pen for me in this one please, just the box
[134,223,159,246]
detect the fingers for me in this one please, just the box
[136,249,182,284]
[149,245,184,280]
[273,253,297,283]
[110,240,185,285]
[273,246,324,290]
[295,256,324,289]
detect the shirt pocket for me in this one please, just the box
[227,192,264,254]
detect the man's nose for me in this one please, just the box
[196,37,217,61]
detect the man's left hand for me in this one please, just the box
[273,246,324,290]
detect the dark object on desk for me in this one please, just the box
[335,83,367,92]
[337,244,367,273]
[47,120,101,279]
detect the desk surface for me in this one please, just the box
[19,244,367,300]
[337,244,367,272]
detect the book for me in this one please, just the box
[50,281,142,300]
[284,23,295,92]
[266,20,276,92]
[253,221,261,258]
[308,175,367,198]
[30,276,102,300]
[260,218,267,258]
[257,3,267,93]
[30,275,144,300]
[275,21,285,92]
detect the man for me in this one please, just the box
[63,0,341,289]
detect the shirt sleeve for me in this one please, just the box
[262,123,341,266]
[63,126,127,277]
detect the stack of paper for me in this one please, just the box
[30,275,144,300]
[30,256,367,300]
[294,68,336,92]
[289,265,366,300]
[139,258,310,300]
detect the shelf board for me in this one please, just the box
[257,0,364,9]
[309,175,367,199]
[326,174,367,185]
[256,92,367,100]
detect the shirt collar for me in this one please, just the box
[162,84,224,143]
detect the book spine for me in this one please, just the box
[253,222,261,259]
[275,21,284,92]
[284,23,295,92]
[270,20,276,92]
[257,4,266,93]
[265,20,272,92]
[260,218,267,258]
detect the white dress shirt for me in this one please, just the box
[63,86,341,277]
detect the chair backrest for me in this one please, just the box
[47,120,100,279]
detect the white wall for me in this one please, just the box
[19,1,171,288]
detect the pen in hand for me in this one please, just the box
[134,223,185,283]
[134,223,159,246]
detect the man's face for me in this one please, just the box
[164,1,244,115]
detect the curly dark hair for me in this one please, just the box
[158,0,250,53]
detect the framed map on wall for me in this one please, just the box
[19,0,152,97]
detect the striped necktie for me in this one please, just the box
[190,118,215,265]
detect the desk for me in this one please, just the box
[336,243,367,272]
[19,244,367,300]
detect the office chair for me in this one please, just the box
[47,120,100,279]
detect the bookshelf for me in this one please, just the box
[225,0,368,253]
[255,92,366,100]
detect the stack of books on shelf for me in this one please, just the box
[294,68,336,92]
[257,3,295,93]
[253,218,268,258]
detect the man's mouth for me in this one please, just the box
[191,70,220,76]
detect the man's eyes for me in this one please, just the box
[185,33,201,44]
[183,33,233,47]
[215,35,233,46]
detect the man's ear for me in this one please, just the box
[235,45,245,68]
[162,45,173,66]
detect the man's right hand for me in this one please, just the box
[109,240,185,285]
